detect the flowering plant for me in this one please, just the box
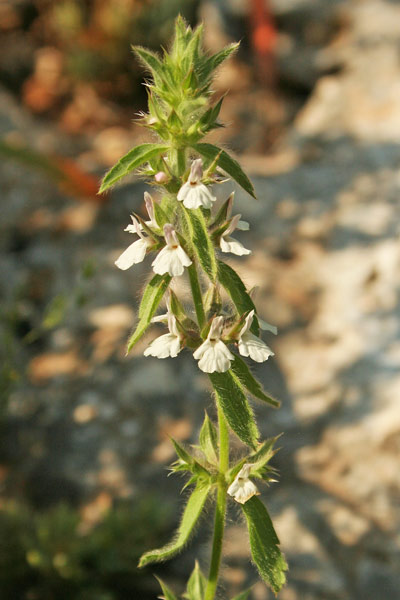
[100,17,287,599]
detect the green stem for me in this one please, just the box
[169,146,187,178]
[205,401,229,600]
[188,263,206,329]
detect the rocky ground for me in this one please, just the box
[1,1,400,599]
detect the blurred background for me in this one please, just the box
[1,0,400,598]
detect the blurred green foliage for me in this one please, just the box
[0,498,171,599]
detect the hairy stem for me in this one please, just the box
[188,263,206,329]
[205,401,229,600]
[170,146,187,178]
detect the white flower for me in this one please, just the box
[115,216,151,270]
[220,214,251,256]
[143,191,159,229]
[238,310,274,363]
[177,158,216,209]
[144,314,182,359]
[193,316,234,373]
[152,224,192,277]
[227,463,259,504]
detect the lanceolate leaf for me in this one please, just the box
[242,496,288,595]
[192,142,255,198]
[198,43,240,82]
[132,46,166,84]
[231,355,280,408]
[183,562,207,600]
[199,412,218,464]
[99,143,168,192]
[138,482,211,567]
[156,577,178,600]
[184,208,217,281]
[217,261,258,335]
[127,273,171,353]
[209,371,259,449]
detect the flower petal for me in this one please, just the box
[144,333,181,358]
[115,239,148,270]
[194,339,234,373]
[238,332,274,363]
[220,236,251,256]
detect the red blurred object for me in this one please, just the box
[54,156,102,202]
[250,0,277,86]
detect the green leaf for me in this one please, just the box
[199,96,225,133]
[99,143,168,192]
[199,412,218,464]
[138,482,211,567]
[192,142,255,198]
[231,355,280,408]
[209,371,259,448]
[210,194,232,229]
[242,497,288,595]
[169,289,186,321]
[42,295,67,330]
[247,438,279,481]
[198,43,240,82]
[132,46,165,82]
[127,274,171,353]
[183,207,217,281]
[183,561,207,600]
[203,284,222,317]
[156,577,178,600]
[217,261,258,335]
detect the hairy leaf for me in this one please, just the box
[184,208,217,281]
[156,577,178,600]
[231,355,279,408]
[133,46,166,86]
[209,371,259,448]
[127,274,171,353]
[199,412,218,464]
[183,562,207,600]
[192,142,255,198]
[138,482,211,567]
[99,143,168,192]
[242,497,288,594]
[217,261,258,334]
[198,43,240,82]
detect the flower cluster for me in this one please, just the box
[114,158,275,374]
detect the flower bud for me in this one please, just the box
[155,171,168,183]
